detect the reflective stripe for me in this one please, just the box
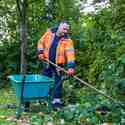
[67,47,74,50]
[38,48,44,51]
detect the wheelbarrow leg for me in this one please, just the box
[16,102,23,119]
[16,108,22,119]
[16,75,26,119]
[47,97,52,112]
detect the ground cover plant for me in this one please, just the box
[0,80,125,125]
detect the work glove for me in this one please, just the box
[67,68,75,76]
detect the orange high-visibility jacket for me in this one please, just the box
[37,29,75,68]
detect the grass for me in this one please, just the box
[0,85,17,125]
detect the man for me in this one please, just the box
[37,21,75,108]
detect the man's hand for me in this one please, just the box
[67,68,75,76]
[38,54,44,60]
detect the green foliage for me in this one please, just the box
[0,85,124,124]
[110,0,125,31]
[74,7,125,100]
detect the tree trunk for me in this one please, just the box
[20,20,27,73]
[17,0,28,74]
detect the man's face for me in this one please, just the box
[57,22,69,36]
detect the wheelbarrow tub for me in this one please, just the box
[8,74,54,100]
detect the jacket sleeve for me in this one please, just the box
[37,32,48,55]
[65,39,76,68]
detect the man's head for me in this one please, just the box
[56,21,70,36]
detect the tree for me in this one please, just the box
[16,0,28,73]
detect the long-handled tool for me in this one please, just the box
[45,59,125,109]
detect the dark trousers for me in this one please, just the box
[42,63,63,98]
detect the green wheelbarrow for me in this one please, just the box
[8,74,54,118]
